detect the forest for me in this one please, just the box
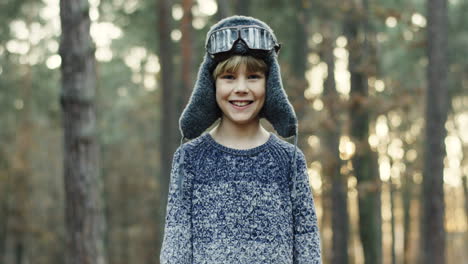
[0,0,467,263]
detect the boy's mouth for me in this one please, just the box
[229,100,254,107]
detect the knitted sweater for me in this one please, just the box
[160,132,322,264]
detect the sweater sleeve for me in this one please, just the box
[292,149,322,264]
[160,147,192,264]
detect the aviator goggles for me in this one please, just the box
[206,25,281,55]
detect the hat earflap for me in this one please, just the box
[261,55,298,139]
[179,55,221,140]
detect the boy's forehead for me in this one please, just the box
[223,63,267,75]
[225,63,264,72]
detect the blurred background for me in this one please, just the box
[0,0,466,263]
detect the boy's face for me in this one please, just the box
[215,63,266,126]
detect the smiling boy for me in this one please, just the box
[160,16,322,264]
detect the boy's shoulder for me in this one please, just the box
[175,133,210,155]
[272,135,308,168]
[273,134,298,150]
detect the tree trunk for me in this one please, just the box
[344,0,382,263]
[216,0,232,19]
[181,0,194,110]
[400,105,414,264]
[389,175,396,264]
[290,0,309,124]
[59,0,106,263]
[0,161,8,262]
[421,0,449,263]
[11,111,30,264]
[119,176,130,264]
[236,0,249,16]
[320,184,332,262]
[156,0,177,261]
[402,169,413,264]
[6,66,33,264]
[462,175,468,234]
[321,25,349,264]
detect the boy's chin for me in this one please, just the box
[222,115,261,126]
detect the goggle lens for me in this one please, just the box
[207,25,279,55]
[239,27,274,50]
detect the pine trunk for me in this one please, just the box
[463,175,468,231]
[321,28,349,264]
[216,0,232,19]
[421,0,449,263]
[6,68,33,264]
[236,0,249,16]
[402,167,414,264]
[390,176,396,264]
[345,0,382,263]
[156,0,177,261]
[181,0,194,110]
[401,106,414,264]
[0,165,7,262]
[290,0,309,123]
[59,0,105,263]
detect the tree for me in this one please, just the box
[344,0,382,263]
[236,0,250,16]
[321,24,349,264]
[9,65,32,264]
[180,0,194,112]
[216,0,232,19]
[59,0,106,263]
[421,0,449,262]
[156,0,178,261]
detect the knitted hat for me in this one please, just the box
[176,15,300,198]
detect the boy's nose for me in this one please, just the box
[234,79,248,92]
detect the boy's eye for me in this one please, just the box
[220,74,235,80]
[248,73,264,79]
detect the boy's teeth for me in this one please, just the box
[232,101,251,106]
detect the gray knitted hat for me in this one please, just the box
[176,15,300,198]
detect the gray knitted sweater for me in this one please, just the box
[160,132,322,264]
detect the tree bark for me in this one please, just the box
[290,0,309,123]
[389,174,396,264]
[321,27,349,264]
[462,175,468,234]
[0,164,8,263]
[0,116,11,264]
[236,0,249,16]
[402,169,413,264]
[344,0,382,263]
[59,0,106,263]
[181,0,194,110]
[7,65,33,264]
[216,0,232,19]
[119,176,130,264]
[156,0,177,261]
[400,105,414,264]
[421,0,449,263]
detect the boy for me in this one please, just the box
[160,15,322,264]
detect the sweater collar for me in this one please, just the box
[202,132,276,156]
